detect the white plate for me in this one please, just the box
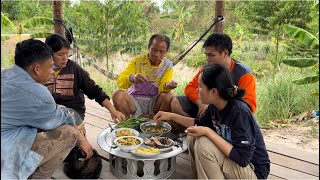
[111,128,139,138]
[131,149,160,157]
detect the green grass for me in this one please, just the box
[255,72,319,128]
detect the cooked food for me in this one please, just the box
[135,147,160,154]
[116,137,140,146]
[143,125,168,134]
[115,116,149,130]
[144,137,173,149]
[115,129,136,138]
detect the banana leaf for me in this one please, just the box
[1,12,16,30]
[282,58,319,68]
[292,74,319,85]
[23,17,53,29]
[283,24,319,49]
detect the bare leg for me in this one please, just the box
[171,97,191,117]
[153,92,175,113]
[112,89,136,118]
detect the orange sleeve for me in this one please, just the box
[238,74,257,113]
[184,68,203,103]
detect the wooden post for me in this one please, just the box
[52,0,65,37]
[214,0,224,33]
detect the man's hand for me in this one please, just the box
[133,73,148,83]
[76,128,93,159]
[165,80,178,89]
[110,109,126,123]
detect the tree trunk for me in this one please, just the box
[52,0,65,37]
[213,0,224,33]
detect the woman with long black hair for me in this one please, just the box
[154,64,270,179]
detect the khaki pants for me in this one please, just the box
[188,136,257,179]
[29,125,78,179]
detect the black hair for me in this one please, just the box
[45,33,70,53]
[203,33,233,56]
[14,38,53,70]
[201,64,252,111]
[148,34,170,51]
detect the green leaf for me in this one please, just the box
[30,32,53,38]
[23,17,52,29]
[282,58,319,68]
[1,12,16,30]
[292,74,319,85]
[283,24,319,49]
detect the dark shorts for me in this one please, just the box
[176,96,198,118]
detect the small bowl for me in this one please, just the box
[111,128,139,138]
[140,121,171,137]
[114,136,143,152]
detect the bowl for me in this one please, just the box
[113,136,143,152]
[140,121,171,137]
[111,128,139,138]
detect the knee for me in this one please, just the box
[112,89,126,100]
[159,92,174,103]
[171,97,180,108]
[195,136,220,157]
[59,125,78,148]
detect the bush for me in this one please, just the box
[256,72,319,128]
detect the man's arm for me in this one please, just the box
[238,74,257,113]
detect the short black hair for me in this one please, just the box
[14,38,53,70]
[45,33,70,53]
[203,33,233,55]
[201,64,251,111]
[148,34,170,51]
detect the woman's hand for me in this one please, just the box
[153,111,173,123]
[110,110,126,123]
[186,125,211,137]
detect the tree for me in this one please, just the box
[52,0,65,37]
[214,0,224,32]
[282,3,319,95]
[161,0,194,43]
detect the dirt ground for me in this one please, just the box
[2,35,319,155]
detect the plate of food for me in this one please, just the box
[131,147,160,157]
[144,137,174,152]
[111,128,139,138]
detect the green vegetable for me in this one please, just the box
[115,116,150,130]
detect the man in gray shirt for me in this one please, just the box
[1,39,93,179]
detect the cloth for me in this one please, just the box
[188,136,257,179]
[29,125,77,179]
[116,54,174,95]
[1,65,76,179]
[184,59,257,113]
[46,60,110,120]
[130,94,159,116]
[193,99,270,179]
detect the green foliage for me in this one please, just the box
[1,0,52,21]
[64,1,148,68]
[256,73,319,128]
[282,10,319,87]
[282,58,318,68]
[161,0,194,43]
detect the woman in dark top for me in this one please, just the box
[154,64,270,179]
